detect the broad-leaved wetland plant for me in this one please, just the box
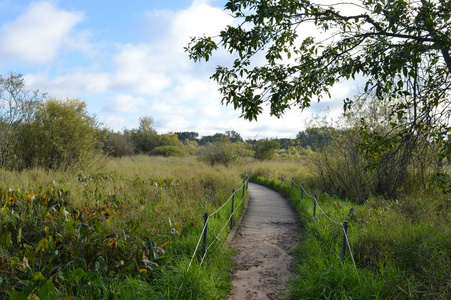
[0,156,245,299]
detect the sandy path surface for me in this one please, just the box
[228,183,302,300]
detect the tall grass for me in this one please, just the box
[248,160,451,299]
[0,156,246,299]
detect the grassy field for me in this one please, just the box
[2,155,450,299]
[248,160,451,299]
[0,156,247,299]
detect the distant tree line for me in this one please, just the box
[1,73,317,171]
[4,73,442,201]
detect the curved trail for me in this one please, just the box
[228,182,302,300]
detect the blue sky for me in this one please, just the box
[0,0,350,138]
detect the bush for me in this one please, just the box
[104,131,135,157]
[20,98,104,170]
[253,139,280,160]
[198,140,254,166]
[151,145,187,157]
[0,73,44,169]
[307,128,372,203]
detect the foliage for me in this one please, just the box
[130,116,158,154]
[296,127,336,151]
[198,133,229,145]
[275,146,301,161]
[198,139,254,166]
[104,130,135,157]
[0,73,45,169]
[307,127,373,203]
[249,164,451,299]
[151,145,187,157]
[253,138,280,160]
[187,0,451,168]
[175,131,199,142]
[275,138,298,150]
[0,156,245,299]
[225,130,243,142]
[157,133,184,147]
[20,98,104,171]
[149,134,187,157]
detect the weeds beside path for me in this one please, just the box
[229,182,302,300]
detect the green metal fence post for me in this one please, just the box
[313,194,317,220]
[201,212,209,265]
[230,189,235,229]
[340,220,349,262]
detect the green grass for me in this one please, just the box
[0,156,248,299]
[248,161,451,299]
[4,155,449,299]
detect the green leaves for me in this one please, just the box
[187,0,451,165]
[39,280,57,300]
[185,36,218,62]
[21,97,103,171]
[0,73,45,169]
[75,223,89,243]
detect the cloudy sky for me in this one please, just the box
[0,0,353,139]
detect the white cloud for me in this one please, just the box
[18,1,322,138]
[102,116,128,131]
[0,1,84,64]
[106,94,147,113]
[156,115,192,134]
[111,43,172,95]
[143,0,235,76]
[21,1,233,99]
[171,0,233,40]
[24,72,111,96]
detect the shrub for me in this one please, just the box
[253,139,280,160]
[151,145,187,157]
[104,130,135,157]
[198,140,254,166]
[19,98,105,170]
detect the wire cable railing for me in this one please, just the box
[186,176,249,273]
[247,168,357,272]
[295,178,357,271]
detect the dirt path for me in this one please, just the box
[228,182,302,300]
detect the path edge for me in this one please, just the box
[224,184,251,246]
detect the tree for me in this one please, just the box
[296,127,336,151]
[0,73,44,168]
[276,138,295,150]
[226,130,244,142]
[187,0,451,163]
[198,139,254,166]
[175,131,199,142]
[24,98,104,170]
[151,133,187,157]
[104,130,135,157]
[130,116,158,153]
[198,133,229,145]
[254,139,280,160]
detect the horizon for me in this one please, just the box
[0,0,355,139]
